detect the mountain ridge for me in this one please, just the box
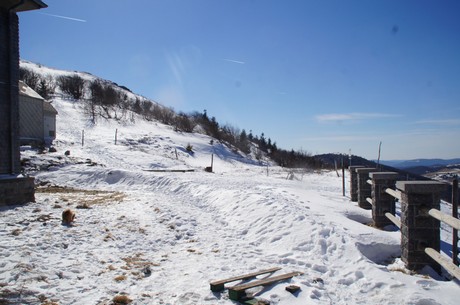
[380,158,460,169]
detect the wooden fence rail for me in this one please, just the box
[384,212,401,229]
[384,188,402,201]
[427,208,460,230]
[425,248,460,280]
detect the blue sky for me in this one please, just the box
[19,0,460,160]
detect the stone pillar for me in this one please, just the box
[0,3,46,206]
[369,172,399,228]
[0,176,35,205]
[349,165,364,202]
[356,168,377,209]
[396,181,447,272]
[0,8,20,175]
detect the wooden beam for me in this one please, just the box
[366,197,373,206]
[385,212,401,229]
[425,247,460,280]
[228,271,302,301]
[4,0,48,12]
[428,208,460,230]
[209,267,281,292]
[385,188,402,201]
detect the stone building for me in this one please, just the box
[0,0,48,205]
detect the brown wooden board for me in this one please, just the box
[210,267,281,292]
[228,271,302,301]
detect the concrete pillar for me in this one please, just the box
[0,8,20,175]
[396,181,447,272]
[0,2,47,205]
[369,172,399,228]
[349,165,364,202]
[0,176,35,205]
[356,168,377,209]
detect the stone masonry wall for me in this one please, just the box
[0,177,35,205]
[370,172,399,228]
[0,8,20,175]
[349,166,364,202]
[397,181,446,273]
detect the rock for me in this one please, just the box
[285,284,301,293]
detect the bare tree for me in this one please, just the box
[173,112,195,133]
[19,67,40,90]
[57,75,85,100]
[36,76,55,100]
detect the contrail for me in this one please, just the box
[223,58,245,64]
[39,12,87,23]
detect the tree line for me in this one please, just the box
[19,67,322,169]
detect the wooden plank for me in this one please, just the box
[425,247,460,280]
[210,267,281,292]
[366,197,373,206]
[385,188,402,201]
[385,212,401,229]
[428,208,460,230]
[228,271,301,301]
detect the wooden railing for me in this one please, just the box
[351,167,459,279]
[382,183,460,280]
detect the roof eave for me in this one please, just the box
[10,0,48,12]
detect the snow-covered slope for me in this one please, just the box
[1,70,458,304]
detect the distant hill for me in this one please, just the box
[316,153,458,203]
[314,153,421,177]
[379,158,460,179]
[314,154,377,169]
[380,158,460,169]
[19,60,319,169]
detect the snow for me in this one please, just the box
[1,65,459,304]
[19,81,44,100]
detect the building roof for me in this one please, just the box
[43,101,58,115]
[18,81,58,115]
[2,0,47,12]
[19,81,44,100]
